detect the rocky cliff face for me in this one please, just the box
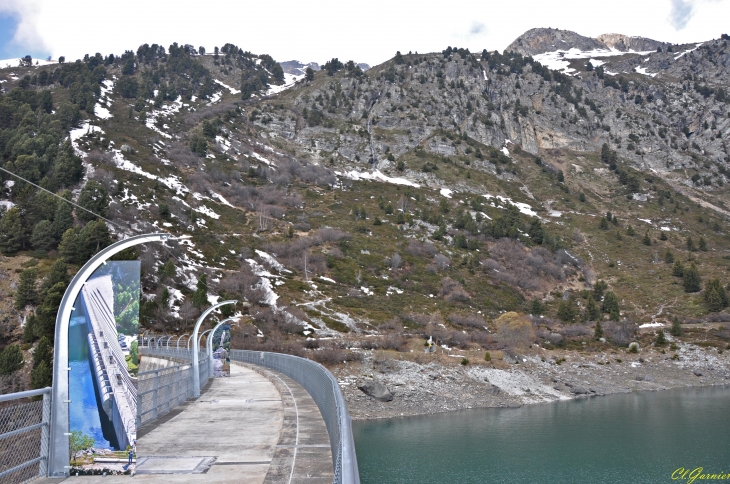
[253,30,730,216]
[505,28,668,56]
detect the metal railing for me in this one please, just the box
[137,348,199,429]
[138,347,360,484]
[137,363,194,429]
[230,350,360,484]
[0,388,51,484]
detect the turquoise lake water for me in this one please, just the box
[353,385,730,483]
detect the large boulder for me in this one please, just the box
[358,381,393,402]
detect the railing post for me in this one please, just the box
[191,300,236,397]
[152,370,159,421]
[39,390,51,477]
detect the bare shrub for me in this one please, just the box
[250,307,301,334]
[448,313,487,329]
[312,349,363,365]
[382,333,406,351]
[495,312,535,349]
[218,263,266,304]
[434,254,450,270]
[359,338,380,350]
[485,239,567,291]
[438,278,470,302]
[183,98,240,125]
[470,330,493,346]
[391,253,403,270]
[88,166,117,193]
[554,249,583,269]
[445,330,470,349]
[167,141,202,168]
[378,318,402,332]
[87,149,115,167]
[603,319,637,346]
[560,325,591,337]
[406,240,437,257]
[304,339,320,349]
[401,313,427,327]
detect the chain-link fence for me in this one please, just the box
[0,388,51,484]
[229,350,360,484]
[137,363,194,429]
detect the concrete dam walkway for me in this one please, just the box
[45,361,334,483]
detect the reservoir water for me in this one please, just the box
[353,385,730,483]
[68,314,117,449]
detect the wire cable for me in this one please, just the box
[0,162,231,317]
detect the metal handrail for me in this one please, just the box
[0,387,51,482]
[139,347,360,483]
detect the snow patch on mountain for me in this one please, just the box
[533,47,653,75]
[336,169,419,187]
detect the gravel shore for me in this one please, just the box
[335,341,730,420]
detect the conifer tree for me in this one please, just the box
[602,291,620,318]
[670,316,683,336]
[586,294,600,321]
[609,307,620,322]
[0,207,24,254]
[79,219,111,259]
[672,260,685,277]
[655,329,667,345]
[34,282,65,340]
[33,336,53,369]
[76,181,109,222]
[58,229,82,264]
[642,231,651,245]
[192,273,208,308]
[30,360,52,389]
[703,278,729,312]
[41,259,70,296]
[594,321,603,340]
[682,263,701,293]
[557,297,577,323]
[664,249,674,264]
[530,298,543,315]
[592,280,608,301]
[698,236,707,251]
[52,197,74,240]
[31,220,56,251]
[686,236,695,252]
[0,344,24,375]
[14,269,38,310]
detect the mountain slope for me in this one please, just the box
[1,32,730,405]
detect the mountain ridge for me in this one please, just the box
[506,27,669,56]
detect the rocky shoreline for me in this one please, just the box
[334,342,730,420]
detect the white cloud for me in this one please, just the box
[2,0,729,66]
[0,0,49,53]
[469,22,486,37]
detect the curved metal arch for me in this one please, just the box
[155,334,169,349]
[198,329,213,350]
[191,300,236,396]
[141,330,152,348]
[176,334,189,350]
[207,317,239,376]
[50,233,171,477]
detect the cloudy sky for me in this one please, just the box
[0,0,728,66]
